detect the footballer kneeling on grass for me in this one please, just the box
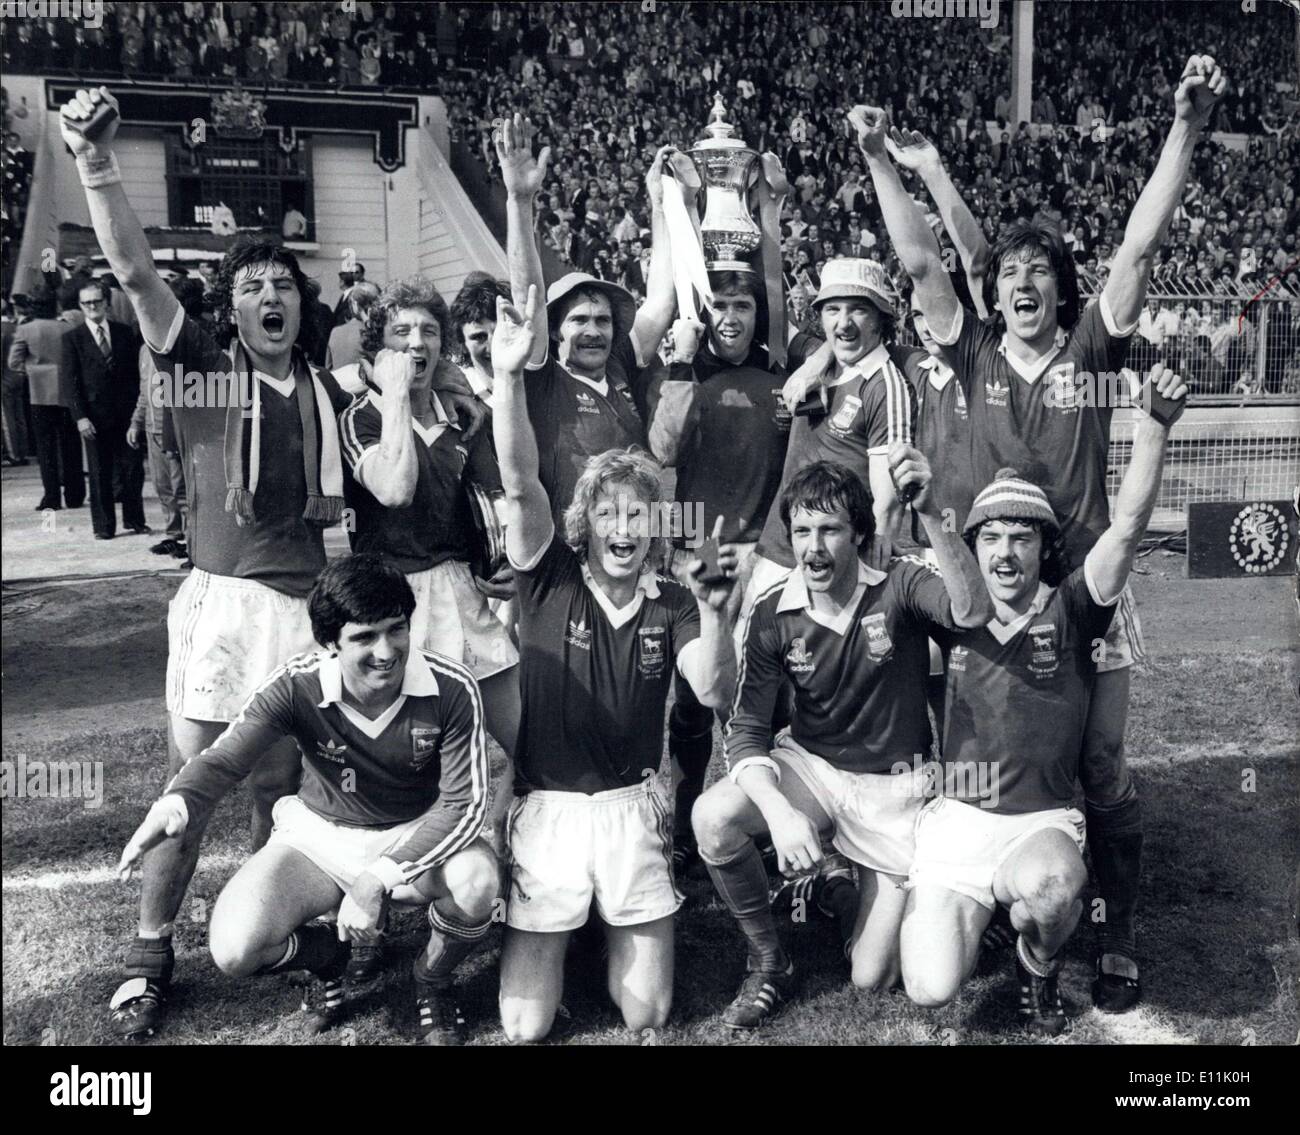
[901,365,1188,1036]
[489,287,740,1042]
[693,453,992,1030]
[118,554,497,1046]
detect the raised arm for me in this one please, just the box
[345,351,419,509]
[851,106,961,341]
[491,288,554,566]
[630,145,679,364]
[643,316,704,465]
[889,441,993,629]
[1086,364,1187,604]
[58,88,179,350]
[886,127,991,320]
[495,113,550,366]
[1105,55,1227,331]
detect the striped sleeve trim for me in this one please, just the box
[338,398,377,473]
[722,578,787,776]
[882,357,913,446]
[388,651,489,884]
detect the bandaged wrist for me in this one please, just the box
[77,150,121,189]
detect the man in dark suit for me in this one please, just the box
[66,280,147,539]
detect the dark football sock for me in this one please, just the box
[669,708,713,842]
[819,876,859,948]
[258,923,347,979]
[124,935,174,984]
[414,903,492,990]
[1087,794,1143,959]
[704,841,788,973]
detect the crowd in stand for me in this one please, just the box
[1,2,1297,399]
[2,89,35,291]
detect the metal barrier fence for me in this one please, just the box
[1107,407,1300,531]
[1078,280,1300,405]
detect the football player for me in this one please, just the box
[495,113,676,527]
[693,456,991,1029]
[61,85,485,1037]
[490,287,739,1041]
[118,554,496,1045]
[855,51,1226,1009]
[902,365,1188,1034]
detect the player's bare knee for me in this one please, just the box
[691,783,745,858]
[208,924,260,978]
[902,968,958,1009]
[1025,870,1085,928]
[620,996,670,1034]
[445,846,500,920]
[500,1001,554,1044]
[852,955,901,994]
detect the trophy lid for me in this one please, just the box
[692,92,750,152]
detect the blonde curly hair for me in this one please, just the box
[562,447,667,570]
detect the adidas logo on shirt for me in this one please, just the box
[985,378,1009,406]
[786,637,815,673]
[566,618,592,649]
[575,392,601,415]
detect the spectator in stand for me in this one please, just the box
[1,299,31,466]
[449,271,510,407]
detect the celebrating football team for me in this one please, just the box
[60,45,1226,1045]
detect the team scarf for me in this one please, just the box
[223,339,344,527]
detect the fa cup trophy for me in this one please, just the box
[687,94,765,271]
[666,93,789,361]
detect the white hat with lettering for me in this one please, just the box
[812,257,897,316]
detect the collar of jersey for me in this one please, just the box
[255,368,295,399]
[917,354,955,390]
[827,342,891,389]
[777,560,887,636]
[317,649,439,738]
[580,563,661,629]
[985,581,1054,644]
[996,326,1069,384]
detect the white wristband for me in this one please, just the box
[76,151,121,189]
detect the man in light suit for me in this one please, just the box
[8,290,83,510]
[66,279,147,539]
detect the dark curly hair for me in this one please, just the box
[963,517,1071,588]
[210,237,323,354]
[361,277,451,359]
[308,552,416,648]
[984,221,1081,332]
[779,460,875,542]
[448,272,510,363]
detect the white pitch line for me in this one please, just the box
[3,852,245,892]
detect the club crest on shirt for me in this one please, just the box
[786,637,815,673]
[948,644,968,672]
[637,625,667,678]
[860,612,894,662]
[985,377,1010,407]
[575,391,601,415]
[411,726,441,770]
[316,737,349,764]
[1028,622,1059,677]
[565,617,592,650]
[1046,362,1080,412]
[829,394,862,434]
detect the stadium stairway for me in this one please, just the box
[2,76,505,308]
